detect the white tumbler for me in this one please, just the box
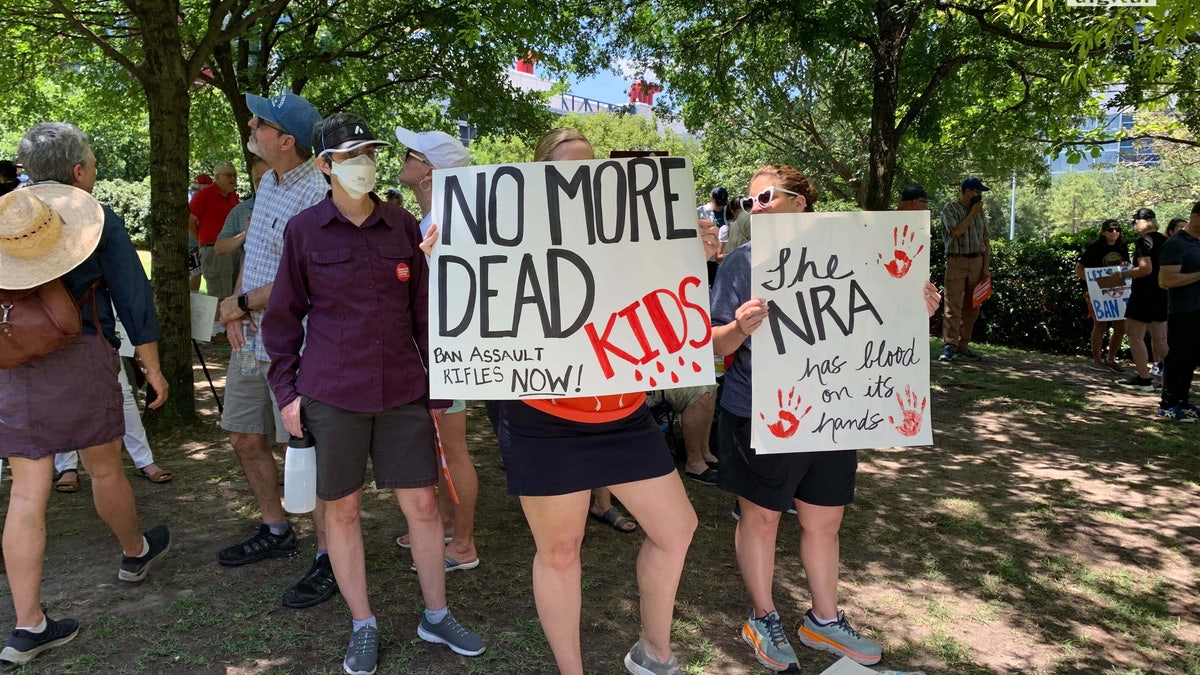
[283,430,317,514]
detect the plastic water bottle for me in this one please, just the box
[233,323,259,376]
[283,430,317,514]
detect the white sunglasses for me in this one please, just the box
[751,186,800,208]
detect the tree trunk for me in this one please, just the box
[865,0,910,210]
[135,0,196,424]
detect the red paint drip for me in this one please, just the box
[634,370,643,382]
[648,376,657,387]
[656,361,665,373]
[691,361,701,373]
[670,371,679,384]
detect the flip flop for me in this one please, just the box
[139,466,173,484]
[54,469,79,494]
[395,534,453,550]
[589,507,638,533]
[409,556,480,573]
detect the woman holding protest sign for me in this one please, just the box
[1109,208,1168,390]
[392,127,481,572]
[709,164,884,671]
[1074,219,1129,374]
[421,127,719,675]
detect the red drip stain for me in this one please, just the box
[634,370,643,382]
[648,376,657,387]
[691,361,702,373]
[670,371,679,383]
[656,361,665,373]
[678,356,685,366]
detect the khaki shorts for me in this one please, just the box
[648,383,717,413]
[200,245,236,299]
[301,397,437,501]
[220,360,289,444]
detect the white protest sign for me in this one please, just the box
[751,212,932,453]
[190,292,219,342]
[1083,266,1131,321]
[429,157,715,399]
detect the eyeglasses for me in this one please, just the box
[752,186,801,208]
[322,146,378,161]
[253,116,287,135]
[404,149,431,166]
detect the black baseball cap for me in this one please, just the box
[1133,207,1156,221]
[901,184,928,201]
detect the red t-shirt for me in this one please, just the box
[189,184,239,245]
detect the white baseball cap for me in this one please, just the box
[394,128,470,169]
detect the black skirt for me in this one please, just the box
[496,400,675,496]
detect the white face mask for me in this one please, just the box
[329,154,377,199]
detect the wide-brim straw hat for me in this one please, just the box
[0,184,104,290]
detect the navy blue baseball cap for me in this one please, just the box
[245,93,322,149]
[961,177,990,192]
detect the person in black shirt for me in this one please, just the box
[1076,219,1130,371]
[1106,209,1169,388]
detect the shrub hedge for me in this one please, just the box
[93,179,151,246]
[930,225,1117,357]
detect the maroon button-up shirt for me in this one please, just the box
[263,194,434,413]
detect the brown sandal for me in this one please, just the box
[54,469,79,494]
[139,466,173,484]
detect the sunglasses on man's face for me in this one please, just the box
[1104,227,1121,233]
[253,116,287,135]
[752,185,801,208]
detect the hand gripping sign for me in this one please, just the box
[429,157,716,399]
[751,212,933,453]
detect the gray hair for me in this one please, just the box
[17,122,92,184]
[213,160,235,175]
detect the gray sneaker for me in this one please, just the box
[937,345,956,362]
[624,639,683,675]
[741,610,799,672]
[797,609,882,665]
[343,624,379,675]
[417,611,485,656]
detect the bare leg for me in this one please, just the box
[680,393,718,475]
[397,486,446,610]
[1090,319,1106,363]
[78,439,143,555]
[438,410,477,562]
[736,498,784,616]
[520,491,590,675]
[322,490,369,620]
[796,500,845,619]
[609,472,697,663]
[229,432,287,525]
[4,456,54,626]
[1106,320,1126,363]
[1127,320,1150,378]
[1149,321,1169,366]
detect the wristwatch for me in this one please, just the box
[237,293,250,312]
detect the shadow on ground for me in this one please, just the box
[0,340,1197,674]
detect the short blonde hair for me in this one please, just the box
[534,128,593,162]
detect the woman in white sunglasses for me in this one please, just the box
[709,164,884,671]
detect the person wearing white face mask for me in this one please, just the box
[261,112,486,675]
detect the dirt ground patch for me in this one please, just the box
[1,340,1198,674]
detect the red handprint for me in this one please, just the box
[759,387,813,438]
[877,225,925,279]
[888,385,927,437]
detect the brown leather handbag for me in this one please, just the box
[0,278,95,369]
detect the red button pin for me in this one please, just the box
[395,262,410,282]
